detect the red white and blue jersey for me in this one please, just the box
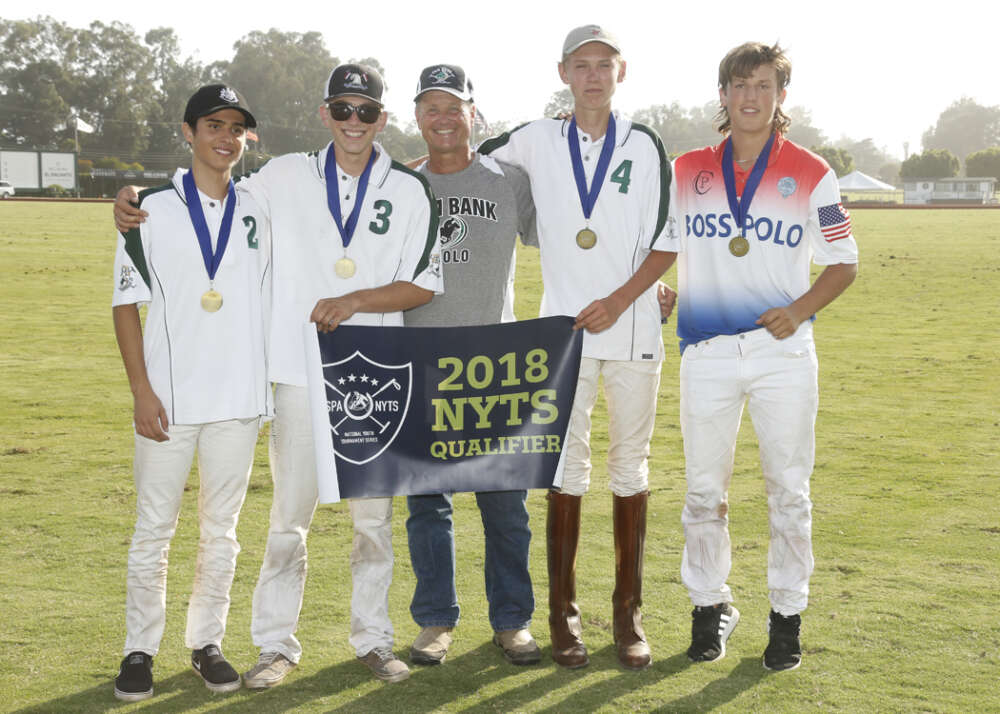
[669,135,858,353]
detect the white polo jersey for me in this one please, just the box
[479,113,676,361]
[237,141,442,387]
[112,168,272,425]
[669,135,860,353]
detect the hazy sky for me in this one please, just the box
[18,0,999,160]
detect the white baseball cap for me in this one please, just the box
[562,25,622,59]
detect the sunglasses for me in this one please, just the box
[327,101,382,124]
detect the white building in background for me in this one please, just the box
[903,177,997,205]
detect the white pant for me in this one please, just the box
[251,384,394,661]
[679,324,818,616]
[124,418,259,655]
[560,357,661,497]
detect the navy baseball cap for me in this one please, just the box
[184,84,257,128]
[324,63,385,106]
[414,64,474,103]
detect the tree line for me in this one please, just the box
[3,17,1000,186]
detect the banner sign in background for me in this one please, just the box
[304,317,582,502]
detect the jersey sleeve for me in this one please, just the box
[504,162,538,247]
[665,158,685,254]
[401,175,444,294]
[808,169,859,265]
[477,123,530,169]
[111,226,151,307]
[234,158,279,221]
[640,129,676,253]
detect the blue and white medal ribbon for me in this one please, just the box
[721,132,775,257]
[182,170,236,311]
[325,145,377,278]
[568,114,616,249]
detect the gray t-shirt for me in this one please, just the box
[405,154,536,327]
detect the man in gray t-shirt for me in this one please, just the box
[403,64,541,667]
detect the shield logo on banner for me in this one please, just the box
[321,350,413,465]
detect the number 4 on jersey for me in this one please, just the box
[610,160,632,194]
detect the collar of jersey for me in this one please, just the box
[713,132,786,174]
[170,167,240,209]
[314,140,392,189]
[559,110,630,148]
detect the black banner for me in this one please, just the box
[304,317,582,501]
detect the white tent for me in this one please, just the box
[838,170,895,191]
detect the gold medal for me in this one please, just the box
[728,235,750,257]
[576,228,597,250]
[201,289,223,312]
[335,256,357,279]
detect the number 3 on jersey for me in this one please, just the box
[369,199,393,234]
[610,160,632,194]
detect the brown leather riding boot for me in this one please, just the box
[547,491,588,668]
[613,491,652,670]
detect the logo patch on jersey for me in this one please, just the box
[439,216,468,248]
[428,66,455,84]
[219,87,239,104]
[777,176,797,197]
[118,265,137,291]
[428,252,442,277]
[322,351,412,465]
[694,170,714,195]
[342,70,368,90]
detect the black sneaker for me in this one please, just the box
[114,651,153,701]
[687,603,740,662]
[763,610,802,671]
[191,644,242,692]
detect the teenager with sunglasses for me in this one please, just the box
[114,63,442,685]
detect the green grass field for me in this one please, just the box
[1,203,998,713]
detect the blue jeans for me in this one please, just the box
[406,490,534,632]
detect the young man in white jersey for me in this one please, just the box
[111,84,271,701]
[479,26,677,670]
[404,64,541,667]
[668,42,858,671]
[114,65,442,685]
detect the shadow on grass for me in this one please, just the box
[327,643,766,713]
[648,656,769,713]
[16,648,766,713]
[15,668,234,713]
[14,659,364,714]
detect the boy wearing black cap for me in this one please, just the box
[111,84,271,701]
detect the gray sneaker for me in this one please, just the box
[493,628,542,665]
[358,647,410,683]
[410,626,454,665]
[243,652,296,689]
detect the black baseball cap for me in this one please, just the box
[184,84,257,128]
[413,64,474,103]
[324,63,385,106]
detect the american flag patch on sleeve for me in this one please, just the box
[818,203,852,242]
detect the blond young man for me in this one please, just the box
[479,27,676,670]
[668,42,858,670]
